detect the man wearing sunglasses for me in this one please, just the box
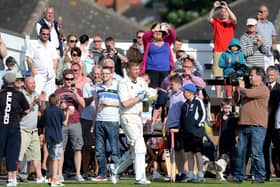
[26,25,59,100]
[55,69,85,182]
[256,5,278,70]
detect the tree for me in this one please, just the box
[147,0,236,28]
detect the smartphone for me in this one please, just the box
[70,83,75,90]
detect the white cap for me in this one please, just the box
[246,18,257,26]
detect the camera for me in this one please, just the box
[225,63,251,88]
[176,68,185,77]
[70,83,76,90]
[106,46,111,52]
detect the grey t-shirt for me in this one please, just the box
[20,89,39,131]
[257,20,277,56]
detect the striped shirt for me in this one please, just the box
[96,79,120,122]
[240,32,269,68]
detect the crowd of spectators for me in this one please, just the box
[0,1,280,186]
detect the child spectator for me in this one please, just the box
[44,93,71,187]
[215,98,238,175]
[218,38,246,98]
[180,83,206,183]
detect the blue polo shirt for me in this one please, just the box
[167,91,185,129]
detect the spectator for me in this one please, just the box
[230,66,269,183]
[214,98,238,175]
[91,66,120,182]
[141,22,176,88]
[172,37,184,62]
[102,58,122,82]
[63,34,78,66]
[263,65,280,180]
[81,65,102,178]
[180,83,206,183]
[79,34,94,75]
[181,56,206,89]
[127,30,144,63]
[162,75,186,181]
[35,7,63,58]
[18,77,47,183]
[44,93,70,187]
[0,37,7,70]
[26,25,59,100]
[0,56,19,88]
[101,36,128,77]
[55,69,85,182]
[208,1,237,97]
[256,5,278,69]
[218,38,246,98]
[0,72,29,187]
[240,18,270,68]
[268,68,280,178]
[71,62,90,90]
[90,34,104,65]
[114,61,151,184]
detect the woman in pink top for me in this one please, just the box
[71,62,90,90]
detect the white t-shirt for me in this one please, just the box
[26,40,59,79]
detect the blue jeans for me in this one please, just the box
[233,125,266,181]
[95,121,120,177]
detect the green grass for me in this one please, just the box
[11,179,280,187]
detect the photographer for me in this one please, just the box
[55,69,85,182]
[141,22,176,88]
[101,37,128,77]
[208,1,237,97]
[230,66,269,183]
[219,38,246,98]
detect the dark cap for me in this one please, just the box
[5,56,17,66]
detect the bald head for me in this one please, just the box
[24,76,36,92]
[258,5,269,20]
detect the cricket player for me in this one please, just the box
[114,61,151,185]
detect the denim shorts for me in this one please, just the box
[47,142,63,160]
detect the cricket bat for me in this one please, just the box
[164,149,171,177]
[170,128,179,182]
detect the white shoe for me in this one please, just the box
[51,179,64,187]
[57,175,64,182]
[75,174,85,182]
[109,164,119,184]
[36,176,48,183]
[135,178,151,185]
[6,179,17,187]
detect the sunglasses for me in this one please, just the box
[72,53,80,57]
[72,69,80,72]
[64,77,74,81]
[69,40,78,43]
[137,36,142,39]
[93,40,102,43]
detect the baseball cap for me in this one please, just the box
[3,72,16,84]
[246,18,257,26]
[180,83,197,93]
[5,56,17,66]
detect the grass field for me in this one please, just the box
[5,179,280,187]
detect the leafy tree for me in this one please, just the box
[147,0,236,28]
